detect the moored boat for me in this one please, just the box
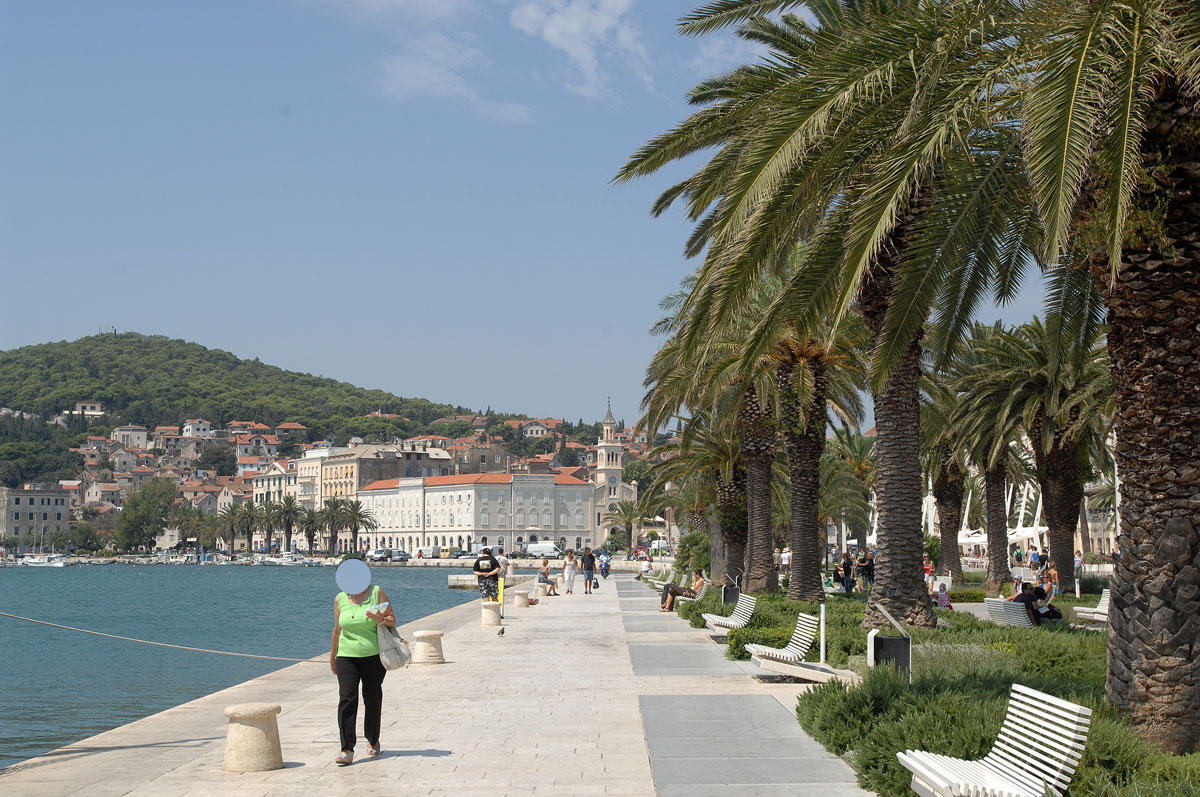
[20,554,68,568]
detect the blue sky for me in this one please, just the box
[0,1,1041,427]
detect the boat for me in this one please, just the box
[20,554,68,568]
[261,552,306,567]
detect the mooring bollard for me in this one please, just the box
[411,630,445,664]
[514,590,530,608]
[481,601,502,627]
[507,562,516,578]
[222,702,283,773]
[536,582,550,598]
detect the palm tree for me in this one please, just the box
[601,500,642,552]
[968,317,1111,584]
[923,376,969,585]
[320,498,345,555]
[273,495,301,553]
[342,500,378,555]
[256,501,277,554]
[827,427,876,553]
[236,502,262,556]
[298,508,322,555]
[217,505,239,555]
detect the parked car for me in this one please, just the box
[365,548,391,562]
[453,550,476,559]
[390,550,411,562]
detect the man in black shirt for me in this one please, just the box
[1009,582,1041,626]
[580,547,597,594]
[474,547,501,602]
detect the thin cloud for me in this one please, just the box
[510,0,653,97]
[689,34,767,76]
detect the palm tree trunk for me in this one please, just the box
[715,472,747,589]
[860,260,935,628]
[351,525,359,555]
[1096,79,1200,754]
[982,463,1011,595]
[779,359,826,602]
[1037,440,1084,586]
[738,386,778,593]
[284,522,293,553]
[707,508,726,586]
[932,457,964,585]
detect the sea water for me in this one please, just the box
[0,564,473,769]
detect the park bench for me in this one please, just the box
[985,597,1035,628]
[674,581,708,608]
[896,683,1092,797]
[744,611,818,664]
[702,594,757,632]
[1071,589,1110,624]
[646,567,676,588]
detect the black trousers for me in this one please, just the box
[336,655,385,752]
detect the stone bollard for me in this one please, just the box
[222,703,283,773]
[481,601,502,627]
[536,582,550,598]
[555,574,565,589]
[411,630,445,665]
[506,562,516,578]
[514,590,530,608]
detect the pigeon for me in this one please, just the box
[496,628,505,637]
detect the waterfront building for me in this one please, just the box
[592,404,638,543]
[252,460,296,506]
[355,471,595,554]
[1,483,73,552]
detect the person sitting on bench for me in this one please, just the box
[662,570,704,612]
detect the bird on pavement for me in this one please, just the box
[496,628,505,637]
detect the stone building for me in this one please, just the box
[1,484,73,552]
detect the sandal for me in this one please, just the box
[367,744,380,757]
[336,750,353,766]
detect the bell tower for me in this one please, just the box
[595,400,622,499]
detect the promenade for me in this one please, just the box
[0,574,870,796]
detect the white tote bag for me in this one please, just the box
[377,624,411,670]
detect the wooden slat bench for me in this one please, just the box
[744,611,818,664]
[897,683,1092,797]
[985,597,1035,628]
[1071,589,1110,624]
[675,581,708,607]
[702,594,756,632]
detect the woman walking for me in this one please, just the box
[330,579,397,765]
[562,550,578,594]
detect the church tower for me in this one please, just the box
[595,401,623,501]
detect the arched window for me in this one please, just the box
[558,536,567,550]
[516,510,525,526]
[529,534,538,543]
[575,537,582,550]
[481,536,488,546]
[481,510,490,527]
[458,535,464,547]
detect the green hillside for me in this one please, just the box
[0,333,463,441]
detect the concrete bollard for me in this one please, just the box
[222,703,283,773]
[411,630,445,664]
[555,574,565,589]
[506,562,516,578]
[537,582,550,598]
[514,590,530,608]
[481,601,502,627]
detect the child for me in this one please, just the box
[935,583,953,610]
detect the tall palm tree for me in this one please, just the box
[969,317,1112,584]
[827,427,876,552]
[256,501,277,552]
[342,500,378,555]
[237,502,263,556]
[320,498,345,555]
[601,499,643,552]
[217,505,239,554]
[922,376,968,585]
[273,495,301,553]
[298,508,322,555]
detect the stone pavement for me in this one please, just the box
[0,574,872,796]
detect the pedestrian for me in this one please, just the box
[780,547,792,573]
[496,547,510,573]
[923,553,935,594]
[537,558,559,595]
[637,556,652,581]
[1028,547,1039,571]
[473,547,501,602]
[773,547,782,572]
[841,552,855,593]
[580,547,596,594]
[330,576,397,765]
[864,549,876,591]
[1073,549,1083,574]
[562,550,578,594]
[855,548,869,587]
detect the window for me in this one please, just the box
[13,498,18,505]
[481,510,490,527]
[575,510,584,528]
[516,511,525,526]
[12,512,17,520]
[56,513,61,520]
[559,513,567,527]
[543,509,551,526]
[480,455,486,464]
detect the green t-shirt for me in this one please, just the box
[336,586,380,658]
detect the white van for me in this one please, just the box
[416,546,438,559]
[526,542,563,559]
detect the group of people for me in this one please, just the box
[832,548,876,594]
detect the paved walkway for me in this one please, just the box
[0,574,871,796]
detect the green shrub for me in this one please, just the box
[961,570,985,585]
[727,626,793,659]
[946,589,985,603]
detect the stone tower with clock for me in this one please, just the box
[594,402,638,544]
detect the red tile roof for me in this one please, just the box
[275,422,307,430]
[361,479,402,491]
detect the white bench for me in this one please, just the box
[645,568,673,588]
[897,683,1092,797]
[702,594,757,632]
[1072,589,1110,624]
[744,611,817,664]
[985,598,1035,628]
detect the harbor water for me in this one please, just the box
[0,563,474,770]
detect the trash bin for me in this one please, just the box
[867,629,911,676]
[722,584,740,604]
